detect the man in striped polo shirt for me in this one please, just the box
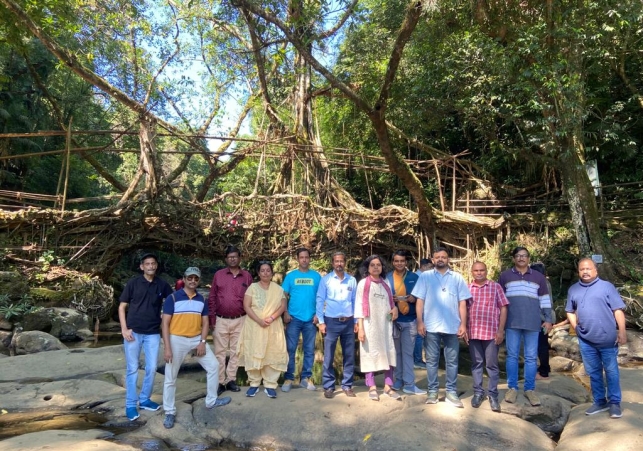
[498,247,552,407]
[162,267,231,429]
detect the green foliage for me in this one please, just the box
[0,293,35,320]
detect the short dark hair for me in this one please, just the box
[391,250,408,260]
[419,258,431,265]
[225,245,241,257]
[512,246,529,257]
[296,247,310,258]
[432,246,449,257]
[361,254,387,279]
[140,252,158,264]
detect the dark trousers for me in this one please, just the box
[537,329,550,377]
[322,316,355,390]
[468,339,500,397]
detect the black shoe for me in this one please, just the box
[226,381,241,392]
[324,388,335,399]
[471,393,485,408]
[217,383,226,396]
[342,388,356,398]
[489,396,501,412]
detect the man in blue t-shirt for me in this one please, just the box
[566,258,627,419]
[281,248,321,393]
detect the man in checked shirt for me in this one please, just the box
[467,261,509,412]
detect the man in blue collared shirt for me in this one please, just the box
[412,247,471,408]
[316,251,357,399]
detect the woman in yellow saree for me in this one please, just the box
[238,261,288,398]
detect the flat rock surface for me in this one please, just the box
[556,402,643,451]
[0,379,124,411]
[0,346,127,382]
[1,345,642,451]
[620,367,643,403]
[0,429,138,451]
[190,386,555,451]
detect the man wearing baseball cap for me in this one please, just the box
[161,267,231,429]
[119,252,173,421]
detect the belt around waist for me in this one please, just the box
[217,314,246,320]
[326,316,354,322]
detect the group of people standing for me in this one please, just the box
[117,244,628,430]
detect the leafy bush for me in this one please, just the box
[0,293,35,321]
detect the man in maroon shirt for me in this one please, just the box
[208,245,253,395]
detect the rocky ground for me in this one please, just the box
[1,345,642,451]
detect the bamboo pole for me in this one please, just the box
[60,117,73,217]
[451,156,456,211]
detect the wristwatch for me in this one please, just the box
[200,339,207,343]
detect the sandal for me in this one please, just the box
[385,389,402,400]
[368,388,380,401]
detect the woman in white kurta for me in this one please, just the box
[355,255,399,401]
[238,262,288,399]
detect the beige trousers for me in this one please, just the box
[213,316,245,384]
[246,365,282,389]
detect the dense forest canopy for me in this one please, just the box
[0,0,642,280]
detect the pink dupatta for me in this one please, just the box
[361,275,395,318]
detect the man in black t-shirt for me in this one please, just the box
[118,253,173,421]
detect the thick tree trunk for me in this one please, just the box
[369,115,434,233]
[139,117,160,199]
[559,138,625,281]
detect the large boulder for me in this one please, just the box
[13,330,68,355]
[550,356,579,373]
[21,308,90,341]
[0,317,12,330]
[20,308,53,333]
[0,329,12,355]
[49,308,91,341]
[550,329,581,361]
[497,376,589,436]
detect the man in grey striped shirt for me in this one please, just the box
[498,247,552,406]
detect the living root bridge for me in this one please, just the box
[0,193,504,276]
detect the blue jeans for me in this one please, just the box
[505,328,539,391]
[123,332,160,408]
[284,317,317,381]
[425,332,459,393]
[393,321,417,386]
[322,317,355,390]
[578,337,621,405]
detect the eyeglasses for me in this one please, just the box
[186,275,200,281]
[514,254,529,259]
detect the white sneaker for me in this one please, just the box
[300,377,316,391]
[281,380,293,392]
